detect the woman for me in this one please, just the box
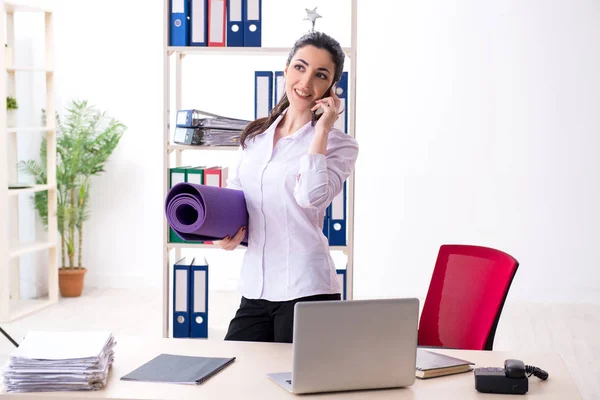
[217,31,359,343]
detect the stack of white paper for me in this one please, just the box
[2,331,116,393]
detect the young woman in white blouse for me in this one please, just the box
[217,31,359,343]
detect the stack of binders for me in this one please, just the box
[173,257,210,338]
[173,109,249,147]
[169,0,262,47]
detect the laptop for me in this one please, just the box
[267,298,419,394]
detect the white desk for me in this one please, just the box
[0,336,583,399]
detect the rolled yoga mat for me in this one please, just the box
[165,182,249,245]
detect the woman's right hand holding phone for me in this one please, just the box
[215,226,247,251]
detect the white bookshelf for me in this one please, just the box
[162,0,358,337]
[0,1,59,322]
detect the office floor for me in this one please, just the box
[0,288,598,400]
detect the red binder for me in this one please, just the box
[208,0,226,47]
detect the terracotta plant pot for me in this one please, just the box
[58,268,87,297]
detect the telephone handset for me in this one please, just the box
[474,359,549,395]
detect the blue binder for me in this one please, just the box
[274,71,285,106]
[328,182,347,246]
[173,257,192,338]
[243,0,262,47]
[190,257,209,338]
[333,72,348,133]
[322,204,330,240]
[227,0,245,46]
[170,0,190,46]
[336,269,347,300]
[254,71,273,119]
[190,0,208,46]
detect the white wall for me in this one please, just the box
[14,0,600,303]
[353,0,600,304]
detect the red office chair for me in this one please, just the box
[418,245,519,351]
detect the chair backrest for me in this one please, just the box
[417,245,519,351]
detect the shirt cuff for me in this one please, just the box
[299,153,327,172]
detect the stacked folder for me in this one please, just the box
[2,331,116,393]
[173,109,250,147]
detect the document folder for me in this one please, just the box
[336,269,347,300]
[190,258,209,338]
[327,182,346,246]
[121,354,236,385]
[333,72,348,133]
[274,71,285,106]
[243,0,262,47]
[190,0,208,46]
[170,0,190,46]
[255,71,273,119]
[173,257,192,338]
[226,0,244,46]
[208,0,226,47]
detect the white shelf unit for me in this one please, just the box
[0,1,59,322]
[162,0,358,337]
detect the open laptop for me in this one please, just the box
[267,298,419,394]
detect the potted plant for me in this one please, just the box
[19,100,126,297]
[5,43,12,67]
[6,96,18,127]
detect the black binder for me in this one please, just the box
[121,353,236,385]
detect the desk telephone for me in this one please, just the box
[474,359,549,395]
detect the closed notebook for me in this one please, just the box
[121,354,236,385]
[416,349,474,379]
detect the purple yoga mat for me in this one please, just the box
[165,182,249,245]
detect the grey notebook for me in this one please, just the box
[121,354,236,385]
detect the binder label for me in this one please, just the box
[175,269,188,312]
[194,270,207,313]
[247,0,259,19]
[172,0,184,13]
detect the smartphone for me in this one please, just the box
[311,83,335,126]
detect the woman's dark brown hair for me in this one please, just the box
[240,31,345,148]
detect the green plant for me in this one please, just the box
[19,100,126,269]
[6,96,18,110]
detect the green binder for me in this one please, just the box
[186,166,206,185]
[169,166,189,244]
[168,166,207,245]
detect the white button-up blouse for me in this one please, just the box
[226,113,359,301]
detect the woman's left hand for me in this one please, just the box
[311,85,341,133]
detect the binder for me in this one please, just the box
[274,71,285,106]
[333,72,348,133]
[207,0,226,47]
[336,269,347,300]
[254,71,273,119]
[170,0,191,46]
[186,166,206,185]
[226,0,244,47]
[190,257,209,338]
[173,257,192,338]
[204,166,228,187]
[322,205,330,239]
[243,0,262,47]
[190,0,208,46]
[169,167,190,244]
[327,182,346,246]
